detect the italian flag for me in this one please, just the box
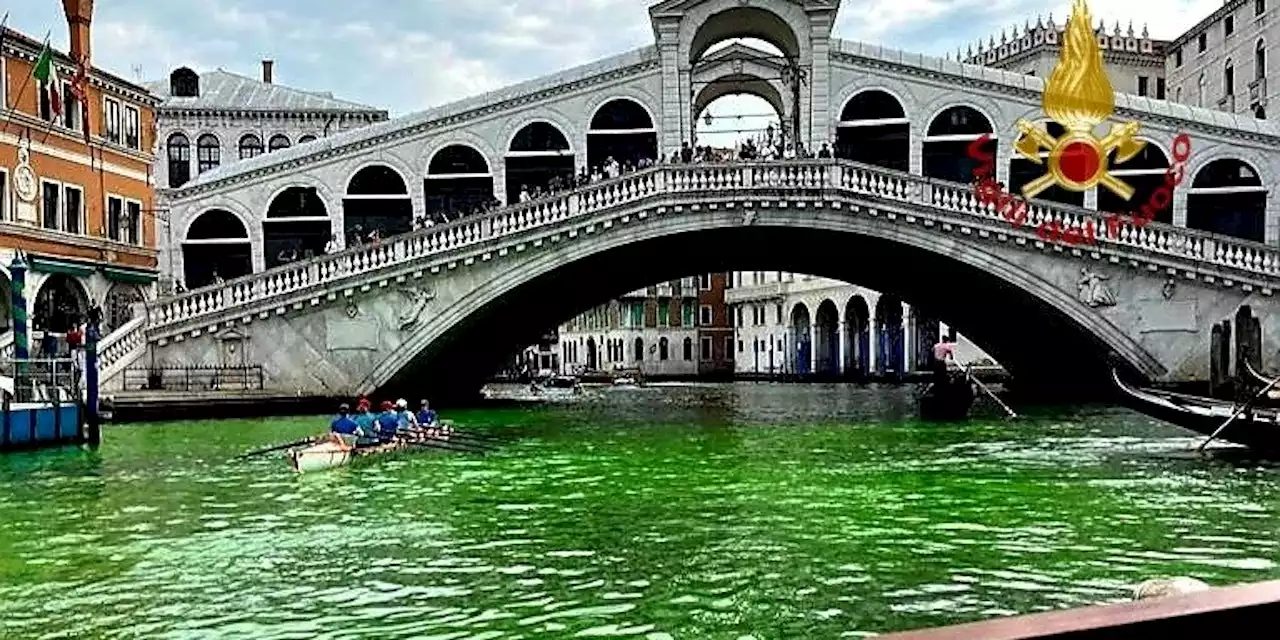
[32,41,61,120]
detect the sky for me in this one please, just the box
[3,0,1226,146]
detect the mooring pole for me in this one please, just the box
[84,312,101,446]
[9,254,29,397]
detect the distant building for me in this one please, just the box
[559,278,701,377]
[145,61,387,291]
[963,16,1169,99]
[726,272,997,377]
[1,0,161,345]
[1165,0,1273,118]
[697,272,734,376]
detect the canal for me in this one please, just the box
[1,383,1278,638]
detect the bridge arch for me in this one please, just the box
[504,120,575,204]
[681,1,809,63]
[922,104,996,184]
[835,88,910,171]
[587,97,659,170]
[343,163,413,241]
[424,143,495,223]
[182,208,252,289]
[1101,136,1173,224]
[264,186,330,268]
[360,210,1165,401]
[874,295,905,378]
[1188,157,1268,242]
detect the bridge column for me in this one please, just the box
[657,24,684,159]
[807,19,833,152]
[838,319,848,376]
[809,322,817,375]
[1172,189,1187,228]
[901,301,913,374]
[1084,187,1097,211]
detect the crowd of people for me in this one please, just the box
[325,397,445,447]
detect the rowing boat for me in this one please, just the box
[287,431,450,473]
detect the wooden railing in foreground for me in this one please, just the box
[880,579,1280,639]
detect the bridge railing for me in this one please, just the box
[142,159,1280,337]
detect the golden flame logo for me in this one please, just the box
[1013,0,1146,199]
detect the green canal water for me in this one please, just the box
[2,383,1279,639]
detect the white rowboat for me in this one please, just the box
[287,428,454,473]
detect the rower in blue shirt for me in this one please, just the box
[416,399,438,427]
[375,400,400,443]
[329,404,363,447]
[352,403,376,444]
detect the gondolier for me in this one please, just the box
[931,335,957,385]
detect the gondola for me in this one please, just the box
[919,372,975,421]
[1110,369,1280,452]
[1242,359,1280,393]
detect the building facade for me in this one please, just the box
[145,62,387,290]
[559,278,701,377]
[1165,0,1273,118]
[727,272,997,377]
[696,272,734,376]
[964,17,1170,100]
[1,0,160,350]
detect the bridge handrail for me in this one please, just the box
[145,158,1280,335]
[98,315,149,379]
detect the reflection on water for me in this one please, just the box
[1,383,1278,639]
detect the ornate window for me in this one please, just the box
[167,133,190,187]
[268,134,291,152]
[196,134,221,173]
[238,134,263,160]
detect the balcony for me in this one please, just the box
[1250,77,1267,106]
[1219,93,1236,111]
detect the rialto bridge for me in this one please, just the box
[90,0,1280,400]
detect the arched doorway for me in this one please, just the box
[343,165,413,241]
[875,296,904,378]
[265,186,330,268]
[1098,140,1173,224]
[1008,120,1083,207]
[634,337,644,363]
[1188,158,1267,242]
[659,337,669,360]
[424,145,494,223]
[790,302,812,374]
[835,90,910,171]
[104,283,144,333]
[912,309,940,371]
[586,337,598,370]
[814,299,839,375]
[183,209,252,288]
[505,122,575,203]
[923,105,994,183]
[587,98,658,171]
[33,274,89,334]
[843,296,870,378]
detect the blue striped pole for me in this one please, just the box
[9,254,28,386]
[85,318,100,444]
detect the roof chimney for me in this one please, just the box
[61,0,94,65]
[261,59,274,84]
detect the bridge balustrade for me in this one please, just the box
[139,159,1280,342]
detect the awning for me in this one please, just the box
[29,256,94,278]
[103,266,157,285]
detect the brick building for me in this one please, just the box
[1,0,160,344]
[696,272,734,376]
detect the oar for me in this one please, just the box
[395,429,491,454]
[1197,371,1280,452]
[964,362,1018,419]
[235,436,317,460]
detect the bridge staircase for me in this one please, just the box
[96,159,1280,389]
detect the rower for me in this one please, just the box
[417,399,438,428]
[395,398,418,433]
[375,401,400,443]
[329,403,363,447]
[931,334,957,386]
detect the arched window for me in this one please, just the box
[634,337,644,362]
[1257,39,1267,81]
[923,105,994,184]
[1225,58,1235,96]
[659,337,669,361]
[169,67,199,97]
[298,134,317,144]
[238,134,263,160]
[682,337,693,360]
[166,133,190,187]
[425,144,495,223]
[1198,73,1207,106]
[1188,158,1267,242]
[268,134,291,152]
[835,90,909,171]
[196,134,220,173]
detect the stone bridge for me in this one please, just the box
[97,159,1280,401]
[93,0,1280,400]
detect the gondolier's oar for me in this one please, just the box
[963,363,1018,419]
[1197,371,1280,452]
[235,437,316,460]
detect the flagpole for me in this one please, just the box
[0,30,52,129]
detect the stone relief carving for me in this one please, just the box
[1161,277,1176,300]
[397,287,437,330]
[345,299,360,318]
[741,210,757,226]
[1078,267,1117,308]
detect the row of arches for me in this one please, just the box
[835,89,1269,242]
[167,131,320,187]
[0,272,144,336]
[784,295,938,377]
